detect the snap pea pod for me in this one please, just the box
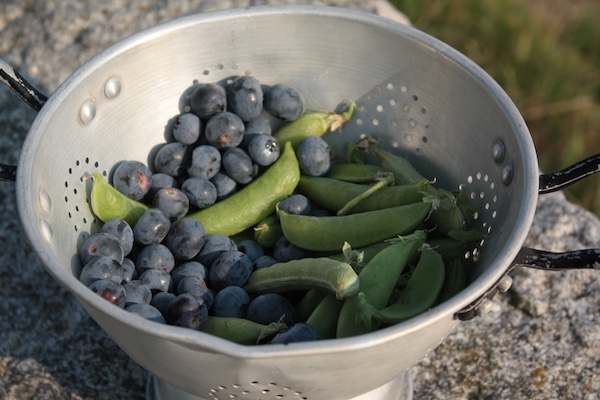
[88,172,148,225]
[336,230,427,338]
[201,316,287,345]
[189,141,300,236]
[336,174,395,216]
[244,258,360,300]
[273,102,356,149]
[326,163,385,183]
[437,258,467,303]
[296,289,328,321]
[360,248,445,326]
[297,176,428,215]
[278,202,431,252]
[428,229,486,262]
[253,213,283,248]
[306,293,344,340]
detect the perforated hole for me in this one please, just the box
[64,159,106,233]
[207,381,307,399]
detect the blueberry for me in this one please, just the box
[263,83,305,121]
[210,172,237,200]
[171,261,208,287]
[272,236,311,262]
[227,75,263,121]
[208,250,253,291]
[112,160,153,201]
[88,279,126,308]
[246,293,298,325]
[177,275,214,308]
[100,218,134,256]
[146,172,179,200]
[296,136,331,176]
[133,208,171,245]
[153,187,189,221]
[247,134,280,166]
[236,239,264,262]
[270,323,320,344]
[165,293,209,330]
[164,217,206,260]
[136,243,175,273]
[211,286,250,318]
[121,258,137,283]
[125,303,166,324]
[139,268,173,294]
[252,255,278,270]
[190,83,227,120]
[79,232,124,265]
[181,177,217,209]
[79,256,124,287]
[221,147,257,185]
[204,111,245,150]
[154,142,192,178]
[194,234,237,266]
[122,280,152,305]
[187,145,221,180]
[278,194,310,215]
[244,117,272,136]
[150,291,176,317]
[173,112,201,145]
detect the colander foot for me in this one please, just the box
[145,370,413,400]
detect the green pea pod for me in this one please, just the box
[326,163,385,183]
[253,213,283,248]
[306,293,344,340]
[336,230,427,338]
[278,202,431,252]
[437,258,467,303]
[296,288,328,321]
[88,172,149,225]
[244,258,360,300]
[297,176,427,214]
[361,248,445,326]
[273,102,356,149]
[189,141,300,236]
[201,316,287,345]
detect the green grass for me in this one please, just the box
[390,0,600,215]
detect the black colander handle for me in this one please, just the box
[0,58,48,182]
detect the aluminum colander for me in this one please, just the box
[1,5,599,400]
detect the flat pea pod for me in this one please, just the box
[437,258,467,303]
[278,202,431,252]
[88,172,149,225]
[189,141,300,236]
[363,248,445,325]
[336,230,426,338]
[326,163,385,183]
[244,258,359,300]
[253,213,283,248]
[273,102,356,149]
[201,316,287,345]
[306,293,344,340]
[297,176,427,214]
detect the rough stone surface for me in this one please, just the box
[0,1,598,399]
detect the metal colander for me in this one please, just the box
[2,5,597,400]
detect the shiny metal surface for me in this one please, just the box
[15,5,539,399]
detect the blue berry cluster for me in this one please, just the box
[79,77,323,344]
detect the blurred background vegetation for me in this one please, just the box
[390,0,600,216]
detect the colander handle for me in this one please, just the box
[539,153,600,194]
[0,59,49,182]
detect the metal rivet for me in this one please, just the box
[492,140,506,163]
[104,77,122,99]
[40,219,53,243]
[501,163,514,185]
[477,298,494,316]
[38,188,51,213]
[497,275,513,293]
[79,100,96,124]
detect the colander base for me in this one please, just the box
[145,371,413,400]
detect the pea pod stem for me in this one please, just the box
[201,316,287,345]
[244,258,360,300]
[359,248,445,327]
[273,101,356,149]
[336,173,395,216]
[278,202,431,252]
[188,141,300,236]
